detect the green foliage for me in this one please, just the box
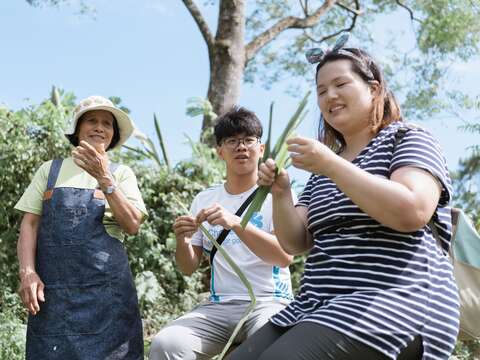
[417,0,480,59]
[0,288,27,360]
[0,92,73,294]
[451,94,480,224]
[186,97,217,120]
[453,155,480,225]
[244,0,479,120]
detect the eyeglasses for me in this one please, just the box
[222,136,260,150]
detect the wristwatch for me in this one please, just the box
[102,183,117,195]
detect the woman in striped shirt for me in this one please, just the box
[226,44,459,359]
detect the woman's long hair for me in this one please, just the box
[315,48,402,153]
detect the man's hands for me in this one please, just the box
[173,216,198,243]
[18,271,45,315]
[174,204,240,244]
[196,204,240,231]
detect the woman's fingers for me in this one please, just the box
[18,272,45,315]
[37,282,45,303]
[73,145,95,162]
[287,143,306,153]
[79,140,100,155]
[28,300,36,315]
[72,154,88,170]
[30,282,40,313]
[287,135,309,145]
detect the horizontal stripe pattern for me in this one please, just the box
[271,122,459,360]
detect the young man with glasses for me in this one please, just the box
[149,107,294,360]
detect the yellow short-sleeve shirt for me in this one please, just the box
[14,157,148,241]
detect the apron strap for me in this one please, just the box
[46,159,63,191]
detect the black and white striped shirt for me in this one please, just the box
[270,122,459,360]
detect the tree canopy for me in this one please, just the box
[26,0,480,144]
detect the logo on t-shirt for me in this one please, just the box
[250,212,263,229]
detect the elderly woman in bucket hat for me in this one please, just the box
[15,95,148,359]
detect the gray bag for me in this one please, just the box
[430,208,480,340]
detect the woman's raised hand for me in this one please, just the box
[287,136,336,176]
[72,140,113,185]
[258,158,291,195]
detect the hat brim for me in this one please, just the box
[65,105,134,150]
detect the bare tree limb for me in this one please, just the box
[336,1,362,16]
[181,0,215,57]
[395,0,423,23]
[298,0,311,16]
[245,0,337,63]
[303,0,360,44]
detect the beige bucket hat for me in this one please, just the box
[65,95,134,150]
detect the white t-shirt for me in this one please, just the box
[190,184,294,304]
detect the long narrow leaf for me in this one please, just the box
[271,91,310,158]
[262,102,274,162]
[122,144,153,159]
[275,140,291,173]
[283,157,292,170]
[145,137,162,166]
[154,113,171,170]
[173,196,256,360]
[240,186,269,229]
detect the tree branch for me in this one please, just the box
[395,0,423,23]
[303,0,360,43]
[336,1,362,16]
[181,0,215,56]
[245,0,337,63]
[298,0,308,16]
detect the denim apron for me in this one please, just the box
[26,159,143,359]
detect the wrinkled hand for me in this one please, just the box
[173,216,198,243]
[18,271,45,315]
[287,136,336,176]
[196,204,240,230]
[258,158,291,196]
[72,141,113,185]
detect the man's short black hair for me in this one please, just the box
[214,106,263,146]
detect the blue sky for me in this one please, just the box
[1,0,479,185]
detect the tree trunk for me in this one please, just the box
[202,0,246,145]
